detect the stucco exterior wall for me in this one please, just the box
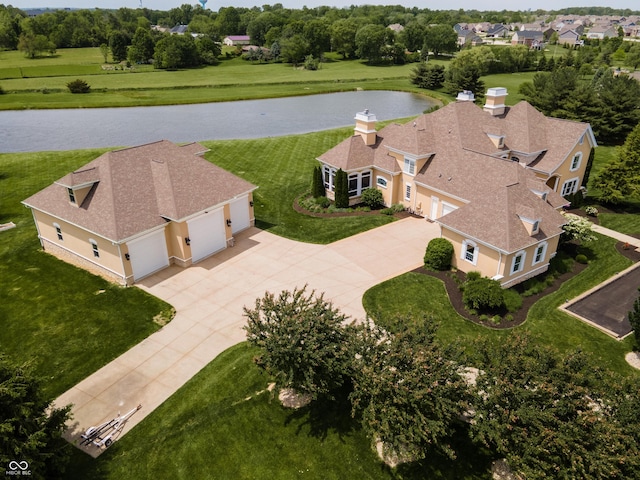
[167,221,190,267]
[442,228,503,279]
[33,210,127,283]
[499,235,561,287]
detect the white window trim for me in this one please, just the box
[532,241,548,266]
[404,157,416,176]
[462,239,478,266]
[89,238,100,258]
[376,176,388,189]
[570,152,582,171]
[323,165,336,192]
[53,222,63,241]
[405,183,411,201]
[344,170,373,198]
[511,250,526,275]
[561,177,580,196]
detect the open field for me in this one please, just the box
[0,47,536,110]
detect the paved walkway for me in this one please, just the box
[54,217,440,456]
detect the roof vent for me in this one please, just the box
[456,90,475,102]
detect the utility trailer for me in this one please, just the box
[80,404,142,448]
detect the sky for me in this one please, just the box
[4,0,639,13]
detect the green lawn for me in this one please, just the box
[0,148,173,398]
[0,47,536,110]
[66,342,493,480]
[202,129,394,244]
[363,234,638,378]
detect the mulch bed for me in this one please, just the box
[415,240,640,329]
[293,194,418,219]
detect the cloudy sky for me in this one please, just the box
[6,0,639,13]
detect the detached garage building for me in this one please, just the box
[23,140,257,285]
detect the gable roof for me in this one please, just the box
[23,140,257,243]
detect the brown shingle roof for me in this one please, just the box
[23,140,257,242]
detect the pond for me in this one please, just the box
[0,91,436,153]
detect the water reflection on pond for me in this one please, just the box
[0,91,437,153]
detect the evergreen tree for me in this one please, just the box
[334,168,349,208]
[593,123,640,203]
[312,166,325,198]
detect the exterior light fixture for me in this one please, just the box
[185,237,191,245]
[226,219,232,227]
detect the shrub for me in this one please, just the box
[311,166,325,198]
[503,288,523,312]
[316,196,330,208]
[360,188,384,209]
[585,205,599,217]
[334,169,349,208]
[575,254,588,264]
[0,85,4,95]
[465,271,482,282]
[423,238,454,271]
[463,276,505,312]
[67,79,90,94]
[381,203,405,215]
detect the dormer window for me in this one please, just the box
[487,133,505,149]
[532,220,540,234]
[404,158,416,175]
[67,188,76,204]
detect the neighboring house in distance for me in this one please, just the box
[558,28,584,47]
[169,25,188,35]
[23,141,257,285]
[586,25,618,39]
[457,29,475,47]
[317,88,596,287]
[512,30,544,48]
[486,23,510,38]
[223,35,251,46]
[387,23,404,33]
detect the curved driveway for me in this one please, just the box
[55,217,439,456]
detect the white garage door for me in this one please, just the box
[188,209,226,263]
[127,229,169,281]
[229,196,250,234]
[441,203,458,216]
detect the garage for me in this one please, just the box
[187,209,226,263]
[229,196,251,234]
[127,229,169,281]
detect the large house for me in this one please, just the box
[23,140,257,285]
[318,88,596,287]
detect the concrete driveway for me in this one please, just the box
[55,217,439,455]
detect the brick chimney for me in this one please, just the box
[484,87,508,116]
[354,109,377,146]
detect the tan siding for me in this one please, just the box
[442,228,503,279]
[33,210,126,282]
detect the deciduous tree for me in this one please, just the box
[243,286,354,399]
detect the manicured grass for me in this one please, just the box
[66,342,492,480]
[599,213,640,235]
[0,47,532,110]
[202,129,394,244]
[362,235,639,378]
[481,71,537,104]
[0,148,173,398]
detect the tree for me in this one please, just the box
[355,24,387,64]
[128,27,155,64]
[311,165,325,198]
[625,44,640,70]
[66,79,90,93]
[216,6,241,36]
[560,213,596,243]
[399,21,425,52]
[410,62,445,89]
[99,42,109,62]
[423,24,457,57]
[0,355,72,479]
[279,34,309,66]
[334,168,349,208]
[628,291,640,347]
[593,123,640,203]
[243,286,354,399]
[303,19,330,58]
[351,320,471,463]
[17,32,55,58]
[470,334,640,479]
[331,18,358,59]
[195,35,220,65]
[154,34,200,69]
[108,31,129,62]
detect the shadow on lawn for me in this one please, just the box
[284,383,359,441]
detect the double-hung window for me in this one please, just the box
[90,239,100,258]
[404,158,415,175]
[54,223,63,241]
[462,240,478,265]
[570,152,582,171]
[561,178,579,197]
[511,251,526,274]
